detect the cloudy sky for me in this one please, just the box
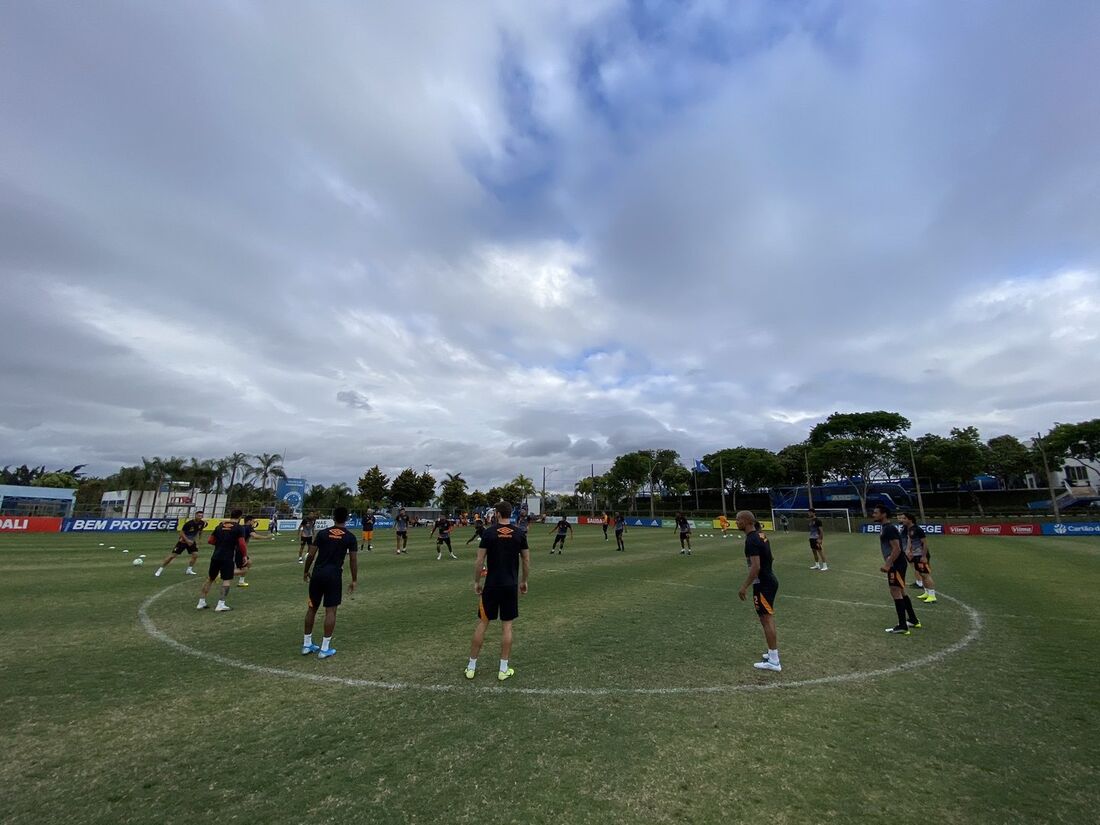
[2,1,1099,489]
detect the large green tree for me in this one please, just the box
[439,472,469,513]
[390,469,423,507]
[249,453,286,493]
[357,466,390,508]
[417,471,437,506]
[1046,419,1100,481]
[808,411,911,515]
[986,434,1035,488]
[703,447,785,510]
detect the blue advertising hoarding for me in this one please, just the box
[1042,522,1100,536]
[624,517,663,528]
[63,518,180,532]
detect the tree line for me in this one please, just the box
[4,414,1097,517]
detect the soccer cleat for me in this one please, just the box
[907,620,922,628]
[497,668,515,682]
[464,668,476,680]
[921,595,937,603]
[753,660,782,672]
[819,565,828,572]
[301,643,320,655]
[154,568,163,577]
[237,581,250,588]
[436,555,442,561]
[297,558,304,564]
[450,553,458,560]
[185,567,197,575]
[686,550,692,555]
[318,647,337,659]
[913,582,924,589]
[215,603,232,612]
[679,549,685,554]
[885,625,911,635]
[810,563,821,570]
[196,601,207,610]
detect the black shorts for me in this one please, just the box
[753,578,778,617]
[300,536,313,546]
[208,555,235,582]
[809,538,822,550]
[173,540,197,555]
[235,548,249,568]
[553,533,567,544]
[436,535,451,545]
[912,556,931,575]
[478,586,519,622]
[886,558,908,589]
[308,568,343,608]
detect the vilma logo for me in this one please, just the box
[1054,523,1068,535]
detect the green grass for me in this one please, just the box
[1,525,1098,824]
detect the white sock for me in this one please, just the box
[499,659,509,673]
[927,589,935,596]
[321,636,332,651]
[768,649,779,665]
[238,577,245,583]
[304,634,313,646]
[467,658,477,671]
[916,580,923,587]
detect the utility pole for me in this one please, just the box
[907,438,926,521]
[719,456,727,517]
[590,464,596,517]
[1035,433,1061,520]
[541,466,557,514]
[804,449,814,509]
[648,451,656,519]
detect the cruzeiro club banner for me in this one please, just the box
[276,478,307,512]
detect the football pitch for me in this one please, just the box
[2,526,1098,825]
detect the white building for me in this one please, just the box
[100,488,229,519]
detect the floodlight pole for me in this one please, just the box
[590,464,596,517]
[906,438,926,522]
[1034,433,1061,520]
[648,451,656,519]
[804,449,814,509]
[719,456,727,517]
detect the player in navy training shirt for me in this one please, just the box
[197,509,247,612]
[736,511,781,672]
[548,516,573,554]
[432,516,458,560]
[301,506,359,658]
[872,505,920,635]
[464,501,530,683]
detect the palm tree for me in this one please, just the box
[249,452,286,494]
[187,458,217,514]
[327,482,353,509]
[207,458,229,516]
[116,465,145,517]
[224,452,250,508]
[510,474,537,504]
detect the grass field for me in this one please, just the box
[2,523,1098,824]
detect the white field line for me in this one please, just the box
[138,577,984,697]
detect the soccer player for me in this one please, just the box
[197,509,247,612]
[431,515,458,560]
[735,510,781,672]
[549,515,573,554]
[717,514,730,537]
[675,512,692,555]
[362,511,375,552]
[900,512,937,603]
[601,511,610,541]
[154,510,206,577]
[807,509,828,571]
[514,506,531,537]
[780,514,790,533]
[297,514,316,564]
[394,508,410,554]
[301,506,359,658]
[613,512,626,551]
[235,514,256,587]
[465,501,529,682]
[466,513,485,545]
[872,505,920,634]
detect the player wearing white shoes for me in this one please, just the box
[807,509,828,571]
[675,512,692,554]
[549,516,572,554]
[735,511,781,672]
[301,506,358,658]
[394,508,410,554]
[361,512,375,552]
[432,515,458,560]
[197,509,247,612]
[465,513,485,545]
[465,501,529,683]
[297,514,316,563]
[154,511,206,577]
[872,505,920,634]
[900,512,937,603]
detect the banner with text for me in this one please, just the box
[63,518,181,532]
[1042,522,1100,536]
[0,516,63,533]
[939,523,1042,536]
[275,478,307,512]
[862,523,946,535]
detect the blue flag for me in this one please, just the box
[694,459,710,473]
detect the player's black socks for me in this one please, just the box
[894,599,907,627]
[903,595,918,624]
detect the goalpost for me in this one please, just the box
[770,507,852,534]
